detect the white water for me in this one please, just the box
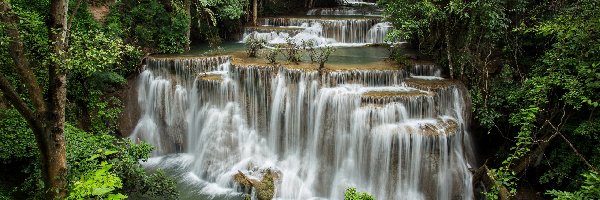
[131,57,475,200]
[410,64,442,77]
[241,6,392,46]
[366,22,393,44]
[340,0,377,6]
[307,7,383,16]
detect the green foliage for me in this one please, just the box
[1,0,177,199]
[283,38,302,64]
[0,0,50,84]
[0,109,38,162]
[263,48,280,65]
[67,162,127,200]
[64,126,177,199]
[344,187,375,200]
[112,0,190,54]
[197,0,249,20]
[63,2,142,135]
[381,0,600,197]
[380,0,509,78]
[470,65,515,129]
[65,124,117,179]
[315,45,336,69]
[385,45,409,66]
[0,112,177,199]
[301,39,317,63]
[89,91,123,134]
[547,171,600,200]
[0,188,11,200]
[67,30,126,76]
[484,167,517,199]
[529,0,600,110]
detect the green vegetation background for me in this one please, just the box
[381,0,600,199]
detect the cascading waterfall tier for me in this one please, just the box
[338,0,377,6]
[410,63,443,77]
[243,2,394,46]
[131,56,475,200]
[257,17,382,44]
[307,7,383,16]
[243,16,393,45]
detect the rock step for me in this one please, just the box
[409,63,442,77]
[257,17,381,27]
[307,7,383,16]
[404,78,460,91]
[394,117,459,137]
[244,26,305,35]
[361,90,433,104]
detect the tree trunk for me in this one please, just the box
[45,0,69,198]
[472,165,511,200]
[252,0,258,26]
[184,0,191,51]
[445,23,454,79]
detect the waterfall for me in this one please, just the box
[366,22,392,44]
[339,0,377,6]
[243,17,392,45]
[410,63,443,77]
[307,7,383,16]
[131,56,475,200]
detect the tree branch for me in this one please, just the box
[511,130,557,174]
[0,73,44,134]
[67,0,85,30]
[0,1,47,114]
[547,121,599,173]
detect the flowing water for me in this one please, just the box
[242,4,391,46]
[130,3,474,200]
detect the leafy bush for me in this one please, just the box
[344,187,375,200]
[0,110,177,199]
[67,161,127,200]
[67,29,127,76]
[315,45,336,69]
[65,126,178,199]
[284,38,302,64]
[547,171,600,199]
[263,48,281,64]
[245,34,266,57]
[301,39,317,63]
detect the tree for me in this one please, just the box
[252,0,258,26]
[184,0,191,50]
[0,0,70,198]
[381,0,600,198]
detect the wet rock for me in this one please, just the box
[233,169,280,200]
[117,74,140,137]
